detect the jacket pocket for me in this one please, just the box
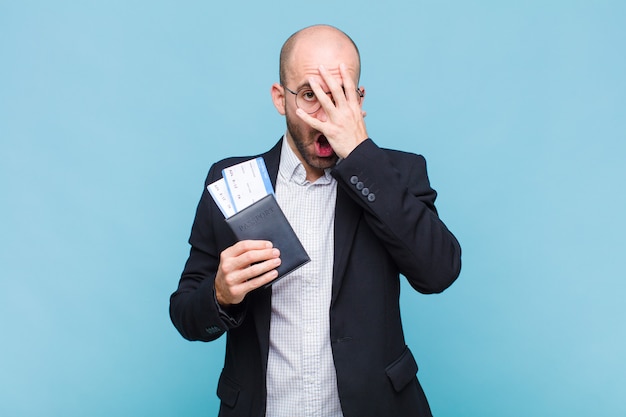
[385,346,419,392]
[216,373,240,408]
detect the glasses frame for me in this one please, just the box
[283,85,364,114]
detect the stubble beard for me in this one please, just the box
[285,113,338,172]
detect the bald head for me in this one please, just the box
[279,25,361,86]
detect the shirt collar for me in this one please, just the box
[279,135,335,186]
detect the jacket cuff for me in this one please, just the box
[213,288,247,329]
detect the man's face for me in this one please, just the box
[284,92,339,173]
[275,32,361,179]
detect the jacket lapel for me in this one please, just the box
[331,183,361,304]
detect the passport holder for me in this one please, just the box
[225,194,310,287]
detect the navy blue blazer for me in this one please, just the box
[170,138,462,417]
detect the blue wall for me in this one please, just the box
[1,1,625,416]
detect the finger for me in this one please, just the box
[221,244,278,277]
[242,256,282,281]
[236,247,280,275]
[319,65,348,106]
[222,240,273,265]
[296,107,324,131]
[338,63,358,101]
[231,239,274,255]
[216,264,279,306]
[242,268,280,292]
[308,76,335,111]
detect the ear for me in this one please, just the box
[271,83,286,115]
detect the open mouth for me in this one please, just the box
[315,135,335,157]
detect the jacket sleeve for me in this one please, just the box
[169,163,247,342]
[332,139,462,294]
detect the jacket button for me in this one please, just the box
[350,175,359,184]
[361,187,369,196]
[356,181,364,191]
[205,326,221,335]
[367,193,376,202]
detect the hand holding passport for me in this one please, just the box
[207,158,310,288]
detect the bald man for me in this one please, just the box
[170,25,461,417]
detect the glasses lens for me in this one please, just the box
[294,87,362,113]
[296,89,320,114]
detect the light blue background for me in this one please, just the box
[2,1,625,416]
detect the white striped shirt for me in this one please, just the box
[266,138,343,417]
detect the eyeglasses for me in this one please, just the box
[283,85,364,114]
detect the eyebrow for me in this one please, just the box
[295,82,312,91]
[295,82,345,93]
